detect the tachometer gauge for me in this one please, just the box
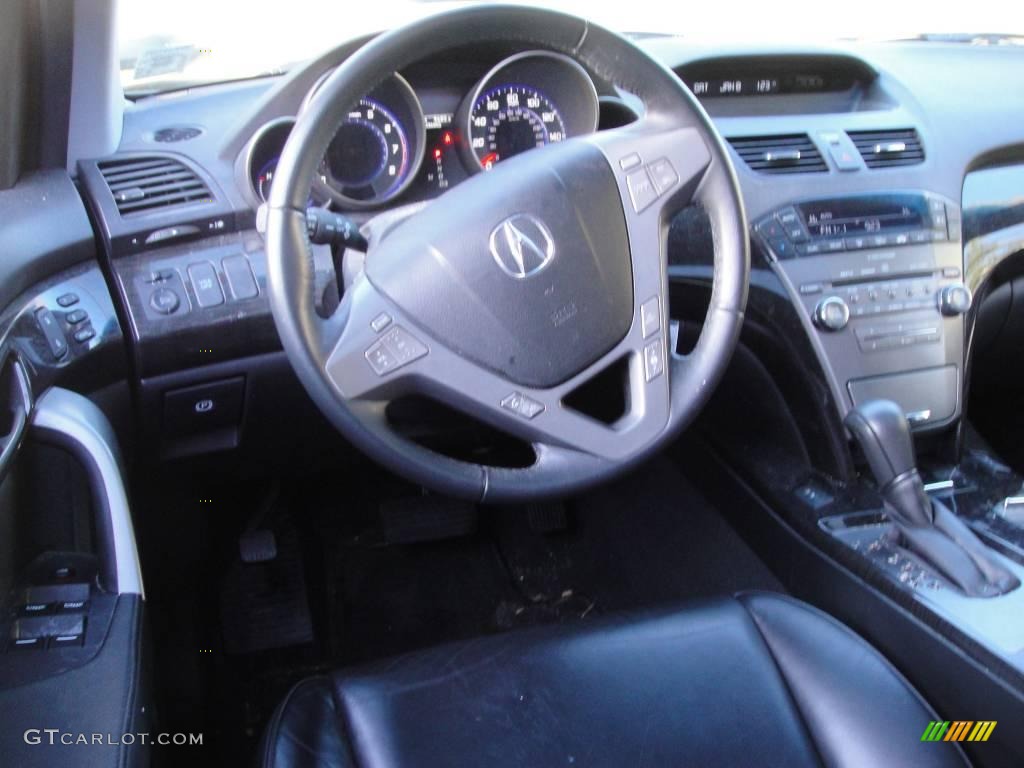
[469,86,565,169]
[324,98,410,201]
[460,51,599,173]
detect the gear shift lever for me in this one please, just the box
[845,400,1018,597]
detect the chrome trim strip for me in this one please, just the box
[31,388,144,596]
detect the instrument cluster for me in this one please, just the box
[244,51,601,210]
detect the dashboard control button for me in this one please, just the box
[163,377,245,436]
[65,309,88,325]
[755,217,785,240]
[938,284,972,316]
[799,242,824,256]
[647,157,678,195]
[942,267,961,278]
[813,296,850,331]
[9,637,44,651]
[145,224,200,245]
[371,313,393,333]
[618,153,642,171]
[56,293,79,308]
[72,328,95,344]
[827,142,861,171]
[640,296,661,339]
[845,236,869,250]
[149,288,180,315]
[823,239,845,253]
[500,392,544,420]
[188,262,224,308]
[910,230,933,244]
[799,282,823,295]
[626,168,658,213]
[222,255,259,300]
[643,338,665,382]
[35,308,68,359]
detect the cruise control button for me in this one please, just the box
[643,338,665,382]
[65,309,88,325]
[626,168,658,213]
[647,157,679,195]
[500,392,545,420]
[640,296,661,339]
[370,313,392,333]
[56,293,79,307]
[618,153,642,171]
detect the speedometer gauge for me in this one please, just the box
[459,51,600,174]
[325,99,409,201]
[469,86,565,170]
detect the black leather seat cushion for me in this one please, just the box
[262,593,967,767]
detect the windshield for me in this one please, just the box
[118,0,1020,96]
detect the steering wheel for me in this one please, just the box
[265,6,749,503]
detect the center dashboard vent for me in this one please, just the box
[847,128,924,168]
[97,156,212,216]
[726,134,827,174]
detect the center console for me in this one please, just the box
[754,190,968,430]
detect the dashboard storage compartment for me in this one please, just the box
[847,365,958,426]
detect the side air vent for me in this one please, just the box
[847,128,924,168]
[98,156,212,215]
[726,134,827,174]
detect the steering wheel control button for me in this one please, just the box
[370,312,393,333]
[149,287,181,315]
[626,168,658,213]
[641,296,661,339]
[65,309,88,325]
[813,296,851,331]
[618,153,642,171]
[643,338,665,382]
[365,326,427,376]
[56,293,79,308]
[35,308,68,360]
[647,157,679,195]
[188,262,225,308]
[500,392,545,420]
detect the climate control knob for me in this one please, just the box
[938,283,972,316]
[813,296,850,331]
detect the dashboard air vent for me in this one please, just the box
[726,134,827,174]
[98,156,211,215]
[151,125,203,143]
[847,128,924,168]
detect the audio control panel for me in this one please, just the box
[756,191,967,430]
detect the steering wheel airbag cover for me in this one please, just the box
[366,140,632,388]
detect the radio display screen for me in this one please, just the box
[797,195,928,239]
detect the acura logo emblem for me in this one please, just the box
[489,214,555,279]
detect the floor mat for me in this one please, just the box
[326,455,784,665]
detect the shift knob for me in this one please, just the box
[844,399,917,489]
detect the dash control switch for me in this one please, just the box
[162,376,245,436]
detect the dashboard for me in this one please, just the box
[40,33,1021,460]
[244,50,604,211]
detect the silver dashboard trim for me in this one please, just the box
[31,387,144,597]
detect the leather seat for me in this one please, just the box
[261,593,967,767]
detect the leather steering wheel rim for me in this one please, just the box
[265,5,749,503]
